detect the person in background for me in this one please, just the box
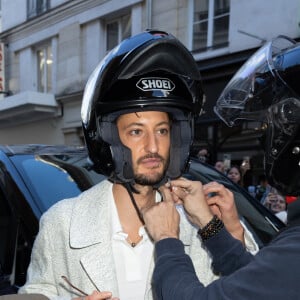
[263,189,287,223]
[196,148,210,163]
[214,160,225,174]
[256,174,271,202]
[17,30,257,300]
[142,35,300,299]
[247,185,257,198]
[240,156,254,189]
[226,165,243,186]
[227,162,253,191]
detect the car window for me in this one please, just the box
[10,154,105,213]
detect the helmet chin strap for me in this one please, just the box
[123,183,145,224]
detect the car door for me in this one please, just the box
[0,173,19,294]
[0,163,38,295]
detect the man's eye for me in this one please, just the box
[130,129,142,136]
[158,128,169,135]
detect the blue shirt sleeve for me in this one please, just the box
[153,226,300,300]
[203,227,253,275]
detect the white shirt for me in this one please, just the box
[111,193,154,300]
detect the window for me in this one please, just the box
[106,14,131,51]
[37,43,52,93]
[27,0,49,19]
[192,0,230,52]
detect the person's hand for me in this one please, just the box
[164,177,213,228]
[203,182,244,243]
[73,290,119,300]
[166,178,244,243]
[263,192,278,210]
[141,187,180,242]
[240,157,251,175]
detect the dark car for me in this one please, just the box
[0,144,285,295]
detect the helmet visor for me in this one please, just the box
[214,36,297,127]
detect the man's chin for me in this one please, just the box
[134,173,165,186]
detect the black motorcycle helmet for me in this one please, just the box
[81,29,204,186]
[214,35,300,196]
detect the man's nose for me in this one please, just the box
[145,133,159,153]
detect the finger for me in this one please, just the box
[89,290,113,300]
[204,184,232,200]
[209,204,221,218]
[170,180,199,196]
[206,196,223,207]
[206,192,234,210]
[203,182,224,193]
[159,185,174,203]
[165,177,189,190]
[140,201,156,217]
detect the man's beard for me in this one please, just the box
[134,154,169,186]
[134,171,166,186]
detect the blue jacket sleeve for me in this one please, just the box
[203,227,253,275]
[153,226,300,300]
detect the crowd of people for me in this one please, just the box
[195,148,289,223]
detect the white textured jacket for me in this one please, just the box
[19,180,258,300]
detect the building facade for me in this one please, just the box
[0,0,299,172]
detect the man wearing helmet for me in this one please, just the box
[143,35,300,300]
[18,30,258,300]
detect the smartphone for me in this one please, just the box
[241,156,250,167]
[223,153,231,171]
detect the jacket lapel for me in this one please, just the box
[69,180,119,295]
[80,243,118,295]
